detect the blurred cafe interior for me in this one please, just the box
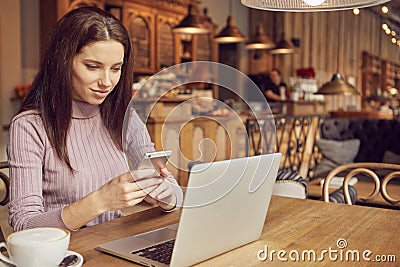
[1,0,400,265]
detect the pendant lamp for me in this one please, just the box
[269,33,297,54]
[215,0,247,44]
[173,3,209,34]
[240,0,391,12]
[317,73,359,95]
[315,12,359,95]
[245,23,276,50]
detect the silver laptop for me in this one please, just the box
[97,153,282,267]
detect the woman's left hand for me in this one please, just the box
[144,167,177,211]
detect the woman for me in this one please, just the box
[7,6,182,231]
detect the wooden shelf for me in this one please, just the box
[361,51,400,108]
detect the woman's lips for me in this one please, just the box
[91,89,110,98]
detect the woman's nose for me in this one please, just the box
[99,71,112,87]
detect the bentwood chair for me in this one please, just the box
[0,161,9,242]
[323,162,400,206]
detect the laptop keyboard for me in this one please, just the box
[131,239,175,265]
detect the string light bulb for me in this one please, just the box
[302,0,326,6]
[353,8,360,15]
[381,5,389,14]
[385,28,391,35]
[382,23,388,30]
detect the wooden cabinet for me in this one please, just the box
[123,3,156,74]
[157,14,177,69]
[56,0,105,19]
[122,2,194,75]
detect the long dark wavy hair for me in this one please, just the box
[20,6,133,169]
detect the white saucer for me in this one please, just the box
[64,250,84,267]
[0,250,84,267]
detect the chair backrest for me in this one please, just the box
[0,161,9,242]
[245,114,329,179]
[322,162,400,206]
[0,161,9,206]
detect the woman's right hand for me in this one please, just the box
[62,170,163,230]
[95,170,163,212]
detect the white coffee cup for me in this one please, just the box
[0,227,70,267]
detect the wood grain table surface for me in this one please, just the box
[69,196,400,266]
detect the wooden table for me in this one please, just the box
[69,196,400,266]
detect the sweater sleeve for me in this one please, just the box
[164,172,184,212]
[7,114,70,231]
[123,108,155,168]
[124,108,183,210]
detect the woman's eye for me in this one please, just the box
[112,66,122,72]
[85,64,99,70]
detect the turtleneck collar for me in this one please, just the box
[72,100,100,119]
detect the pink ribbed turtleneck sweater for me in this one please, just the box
[7,101,182,231]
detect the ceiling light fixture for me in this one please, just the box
[172,3,209,34]
[240,0,391,12]
[215,0,247,44]
[316,73,360,95]
[269,33,297,55]
[214,16,247,43]
[245,23,276,50]
[315,12,360,95]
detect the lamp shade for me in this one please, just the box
[269,34,297,54]
[173,4,209,34]
[245,23,276,50]
[315,73,360,95]
[240,0,391,12]
[215,16,247,44]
